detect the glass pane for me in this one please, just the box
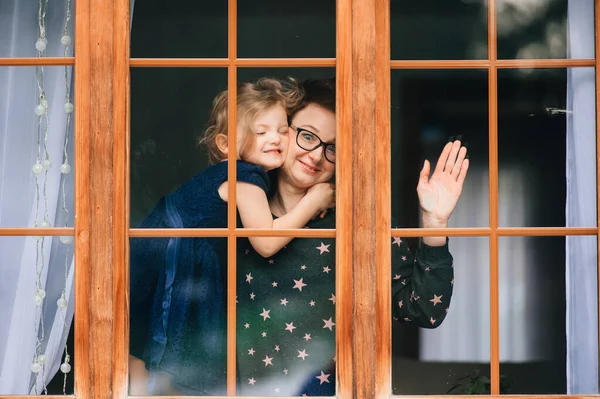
[130,68,227,228]
[498,68,596,228]
[499,236,598,394]
[497,0,594,59]
[130,1,227,58]
[238,1,335,59]
[0,66,75,228]
[391,0,488,60]
[0,1,75,58]
[392,237,490,394]
[129,237,229,396]
[391,69,489,228]
[237,236,336,397]
[237,68,334,84]
[0,235,75,395]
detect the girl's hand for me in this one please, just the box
[417,139,469,224]
[307,182,335,218]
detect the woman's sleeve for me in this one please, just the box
[391,236,454,328]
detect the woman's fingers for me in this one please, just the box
[451,146,468,179]
[434,142,453,175]
[457,158,469,186]
[444,140,462,173]
[419,159,431,185]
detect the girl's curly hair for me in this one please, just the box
[199,77,304,164]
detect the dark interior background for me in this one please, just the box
[50,0,583,395]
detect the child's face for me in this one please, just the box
[239,104,290,171]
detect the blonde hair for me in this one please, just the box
[199,77,304,164]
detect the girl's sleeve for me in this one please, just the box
[236,161,270,194]
[391,236,454,328]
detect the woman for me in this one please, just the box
[235,78,468,396]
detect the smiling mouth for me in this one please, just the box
[264,149,282,155]
[299,160,319,173]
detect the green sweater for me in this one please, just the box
[236,212,453,396]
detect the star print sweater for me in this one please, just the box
[235,211,454,396]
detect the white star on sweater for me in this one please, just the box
[248,377,256,385]
[285,322,296,333]
[259,308,271,320]
[316,371,331,385]
[297,349,309,360]
[245,273,253,283]
[316,242,330,254]
[280,298,288,306]
[248,348,255,355]
[293,278,307,292]
[323,266,331,273]
[323,317,335,331]
[304,333,312,341]
[429,294,443,306]
[328,293,336,305]
[392,237,402,246]
[262,355,273,366]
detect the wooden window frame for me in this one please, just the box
[1,0,599,398]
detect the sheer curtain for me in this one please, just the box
[0,0,75,394]
[0,1,135,394]
[566,0,597,393]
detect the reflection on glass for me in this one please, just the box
[238,68,335,88]
[497,0,594,59]
[0,236,75,395]
[391,0,488,60]
[130,68,227,227]
[393,237,490,395]
[237,237,336,397]
[498,68,596,228]
[238,0,335,58]
[391,69,489,228]
[0,1,74,58]
[130,0,227,58]
[0,67,75,229]
[499,236,598,394]
[129,237,229,396]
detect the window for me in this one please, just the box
[0,0,598,397]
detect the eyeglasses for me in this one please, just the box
[291,125,336,163]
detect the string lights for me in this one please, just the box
[29,0,74,393]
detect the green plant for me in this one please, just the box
[446,369,509,395]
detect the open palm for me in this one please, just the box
[417,140,469,222]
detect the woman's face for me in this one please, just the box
[280,103,336,190]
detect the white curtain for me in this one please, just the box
[566,0,597,394]
[0,0,75,394]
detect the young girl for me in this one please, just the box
[129,77,334,396]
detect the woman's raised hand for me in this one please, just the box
[417,139,469,225]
